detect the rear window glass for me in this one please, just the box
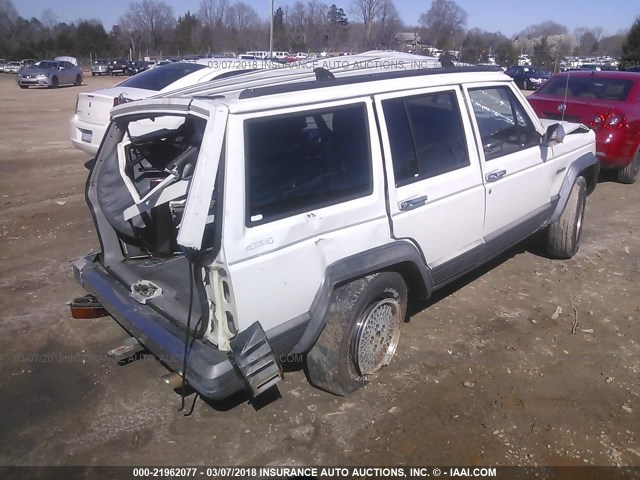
[537,76,634,101]
[119,63,206,91]
[245,103,372,225]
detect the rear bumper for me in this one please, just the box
[69,115,105,156]
[595,129,638,169]
[73,254,246,400]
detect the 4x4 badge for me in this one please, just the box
[558,103,567,112]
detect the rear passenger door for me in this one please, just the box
[222,98,392,333]
[374,87,485,280]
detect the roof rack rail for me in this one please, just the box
[238,65,503,99]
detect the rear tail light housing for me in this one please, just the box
[113,93,133,107]
[590,110,625,130]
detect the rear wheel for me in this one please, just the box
[91,72,96,77]
[305,272,407,396]
[546,176,587,259]
[74,74,82,86]
[617,150,640,184]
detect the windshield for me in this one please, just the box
[537,76,633,101]
[118,63,206,91]
[34,61,58,69]
[523,67,547,75]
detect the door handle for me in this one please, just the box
[398,195,428,211]
[486,169,507,182]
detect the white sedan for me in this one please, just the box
[70,59,271,155]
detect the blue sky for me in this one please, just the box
[14,0,639,37]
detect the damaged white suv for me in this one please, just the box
[73,61,598,400]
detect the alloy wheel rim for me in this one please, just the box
[352,298,401,376]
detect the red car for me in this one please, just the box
[528,71,640,183]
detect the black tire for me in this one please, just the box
[617,149,640,184]
[19,85,28,89]
[305,272,407,396]
[546,176,587,259]
[91,72,96,76]
[519,79,526,90]
[74,74,82,86]
[50,76,58,88]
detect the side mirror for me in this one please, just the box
[542,123,565,146]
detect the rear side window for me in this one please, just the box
[383,90,470,187]
[245,103,372,225]
[469,87,539,161]
[537,76,634,101]
[119,63,206,91]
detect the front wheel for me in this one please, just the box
[546,176,587,259]
[49,76,59,88]
[305,272,407,396]
[74,74,82,86]
[617,150,639,184]
[19,85,28,89]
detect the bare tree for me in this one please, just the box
[124,0,175,52]
[40,8,58,30]
[419,0,467,49]
[350,0,385,44]
[117,15,143,58]
[226,2,259,32]
[199,0,229,28]
[375,0,401,47]
[286,1,307,48]
[0,0,17,20]
[226,1,260,49]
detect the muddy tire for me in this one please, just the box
[546,176,587,259]
[617,150,640,184]
[305,272,407,396]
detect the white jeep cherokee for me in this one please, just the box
[73,63,598,400]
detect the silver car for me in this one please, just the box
[17,60,83,89]
[5,61,21,74]
[91,59,109,76]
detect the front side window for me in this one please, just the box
[245,103,372,225]
[383,90,470,187]
[469,87,539,161]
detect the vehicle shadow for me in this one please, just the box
[406,235,543,318]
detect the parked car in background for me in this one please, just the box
[0,59,6,71]
[108,59,129,76]
[126,61,149,76]
[5,61,21,74]
[20,58,36,68]
[72,61,598,402]
[17,60,83,89]
[505,65,551,90]
[528,70,640,183]
[70,60,273,155]
[91,59,110,76]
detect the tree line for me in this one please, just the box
[0,0,637,69]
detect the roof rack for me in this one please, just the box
[153,51,451,101]
[238,65,503,99]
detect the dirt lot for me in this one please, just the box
[0,73,638,469]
